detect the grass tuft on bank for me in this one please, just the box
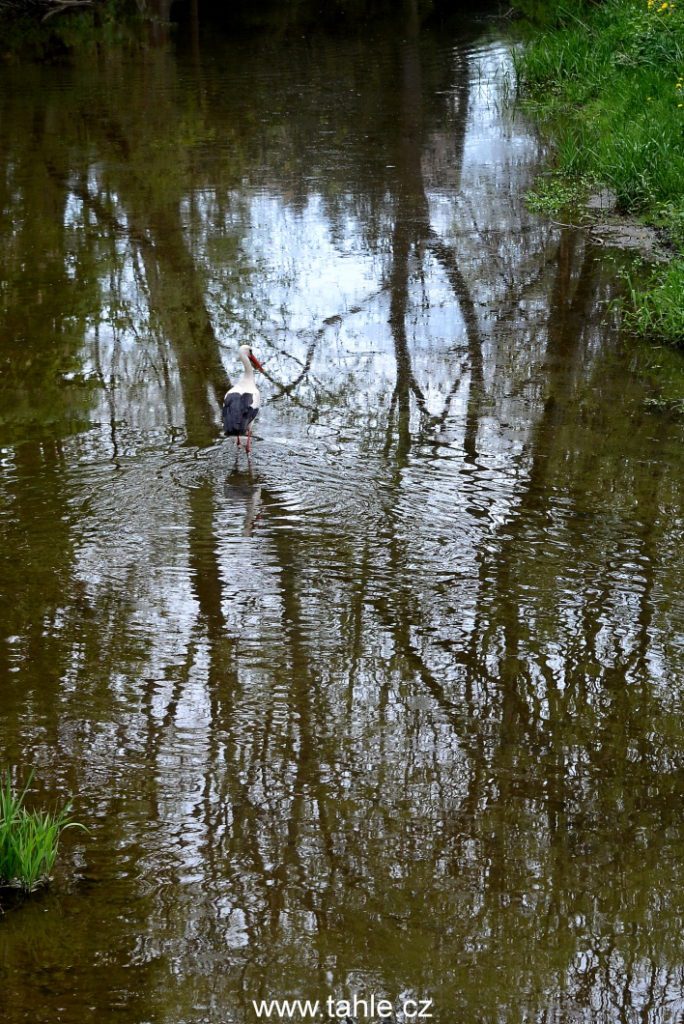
[515,0,684,347]
[0,772,85,893]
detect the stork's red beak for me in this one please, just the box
[249,353,264,372]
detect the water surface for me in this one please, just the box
[1,7,684,1024]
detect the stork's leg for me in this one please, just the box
[246,429,252,454]
[236,435,241,448]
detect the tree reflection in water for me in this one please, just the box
[0,6,683,1024]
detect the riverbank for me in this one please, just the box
[514,0,684,351]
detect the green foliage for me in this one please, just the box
[0,0,143,59]
[511,0,596,30]
[0,772,86,893]
[515,0,684,205]
[624,258,684,347]
[652,201,684,248]
[525,173,591,212]
[515,0,684,346]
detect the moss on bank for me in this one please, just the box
[514,0,684,349]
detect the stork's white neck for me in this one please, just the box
[239,350,255,378]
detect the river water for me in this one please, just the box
[1,5,684,1023]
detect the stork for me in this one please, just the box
[222,345,264,453]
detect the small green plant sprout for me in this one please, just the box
[0,771,87,893]
[525,174,591,215]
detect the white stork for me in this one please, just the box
[222,345,265,453]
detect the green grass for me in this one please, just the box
[0,772,85,893]
[624,258,684,345]
[514,0,684,347]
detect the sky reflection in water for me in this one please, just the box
[1,11,684,1024]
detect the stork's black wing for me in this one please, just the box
[222,392,259,436]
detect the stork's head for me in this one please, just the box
[239,344,264,372]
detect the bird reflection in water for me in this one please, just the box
[223,469,263,536]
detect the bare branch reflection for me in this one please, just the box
[0,10,683,1024]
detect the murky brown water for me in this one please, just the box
[1,6,684,1023]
